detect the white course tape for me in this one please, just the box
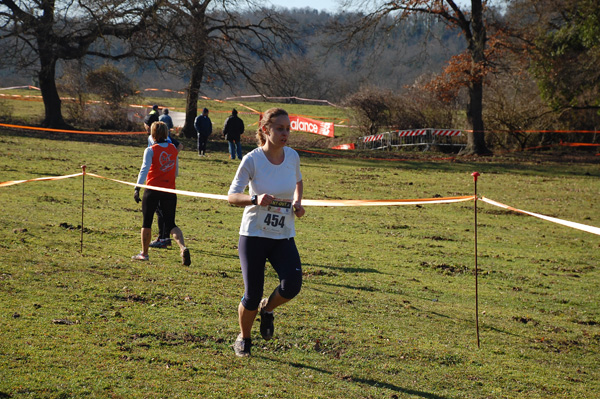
[481,197,600,236]
[87,174,474,206]
[0,172,84,187]
[302,196,475,207]
[86,173,229,200]
[4,172,597,238]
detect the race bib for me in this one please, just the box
[258,199,293,235]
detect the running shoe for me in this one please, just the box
[233,334,252,357]
[258,298,274,341]
[149,238,169,248]
[181,248,191,266]
[131,252,149,261]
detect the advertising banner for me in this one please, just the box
[331,143,355,150]
[289,115,334,137]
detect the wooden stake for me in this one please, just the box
[81,165,86,254]
[472,171,480,348]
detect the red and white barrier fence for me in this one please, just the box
[363,134,385,142]
[361,128,462,143]
[398,129,427,137]
[431,129,462,136]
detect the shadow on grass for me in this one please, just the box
[191,249,240,260]
[349,376,451,399]
[303,282,525,341]
[265,359,451,399]
[482,324,523,338]
[319,281,380,293]
[302,262,382,274]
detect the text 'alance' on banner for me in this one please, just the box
[289,115,334,137]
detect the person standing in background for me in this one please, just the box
[143,105,160,133]
[223,108,245,160]
[159,108,174,133]
[194,108,212,156]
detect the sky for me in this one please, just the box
[268,0,471,13]
[268,0,343,13]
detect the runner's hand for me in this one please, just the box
[258,194,274,206]
[133,188,141,203]
[293,202,305,218]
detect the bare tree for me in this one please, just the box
[344,86,393,136]
[141,1,297,138]
[484,70,558,150]
[332,0,499,155]
[253,55,329,100]
[344,82,454,137]
[0,0,161,128]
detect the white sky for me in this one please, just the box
[269,0,343,12]
[268,0,471,13]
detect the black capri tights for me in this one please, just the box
[238,236,302,311]
[141,189,178,232]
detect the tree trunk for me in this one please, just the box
[462,80,490,155]
[181,62,204,138]
[460,0,490,155]
[38,53,68,129]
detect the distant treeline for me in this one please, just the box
[0,8,464,103]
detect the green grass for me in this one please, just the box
[0,129,599,398]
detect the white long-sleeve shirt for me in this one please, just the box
[228,147,302,239]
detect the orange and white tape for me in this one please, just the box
[2,172,599,237]
[0,123,145,135]
[0,171,473,206]
[303,196,474,207]
[85,173,229,201]
[0,172,84,187]
[88,173,473,206]
[480,197,600,236]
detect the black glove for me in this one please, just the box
[133,188,141,203]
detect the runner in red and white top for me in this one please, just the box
[132,122,190,266]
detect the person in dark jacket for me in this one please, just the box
[143,105,160,133]
[159,108,174,133]
[223,109,245,160]
[194,108,212,156]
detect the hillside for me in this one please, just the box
[0,9,464,103]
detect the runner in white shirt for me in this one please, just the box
[228,108,305,357]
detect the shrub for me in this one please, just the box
[86,64,138,107]
[343,84,456,137]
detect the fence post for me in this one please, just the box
[80,165,86,254]
[472,171,481,348]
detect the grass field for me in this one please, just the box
[0,120,599,397]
